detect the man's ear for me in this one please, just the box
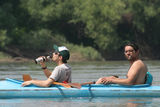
[59,55,63,60]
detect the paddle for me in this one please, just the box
[22,74,81,89]
[23,74,32,81]
[80,81,95,85]
[80,75,119,85]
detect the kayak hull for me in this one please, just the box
[0,78,160,98]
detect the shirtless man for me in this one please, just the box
[96,43,147,85]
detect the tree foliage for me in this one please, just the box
[0,0,160,59]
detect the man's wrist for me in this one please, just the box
[110,79,114,84]
[41,66,47,69]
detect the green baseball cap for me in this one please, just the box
[53,45,70,60]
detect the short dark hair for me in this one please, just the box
[58,54,68,63]
[124,42,139,51]
[62,58,67,63]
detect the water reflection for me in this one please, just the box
[0,97,156,107]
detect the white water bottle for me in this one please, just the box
[34,56,51,64]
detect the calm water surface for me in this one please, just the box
[0,60,160,107]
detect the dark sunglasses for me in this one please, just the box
[54,52,59,55]
[48,51,60,58]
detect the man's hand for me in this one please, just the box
[40,61,46,68]
[101,77,113,84]
[22,80,32,87]
[96,76,116,84]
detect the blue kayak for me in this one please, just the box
[0,78,160,98]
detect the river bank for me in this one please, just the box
[0,51,92,63]
[0,43,105,63]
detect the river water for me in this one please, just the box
[0,60,160,107]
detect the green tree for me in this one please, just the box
[1,0,160,60]
[71,0,126,58]
[118,0,160,58]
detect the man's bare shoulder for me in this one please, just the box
[133,59,145,65]
[130,59,146,71]
[132,59,147,72]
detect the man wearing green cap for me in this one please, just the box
[22,45,71,87]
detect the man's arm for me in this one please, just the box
[22,78,54,87]
[40,62,52,78]
[43,69,52,78]
[103,61,142,85]
[108,77,135,85]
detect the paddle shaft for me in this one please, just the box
[81,81,95,85]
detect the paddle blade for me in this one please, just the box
[23,74,32,81]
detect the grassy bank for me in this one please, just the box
[0,52,12,62]
[0,44,104,62]
[0,52,31,62]
[65,43,104,62]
